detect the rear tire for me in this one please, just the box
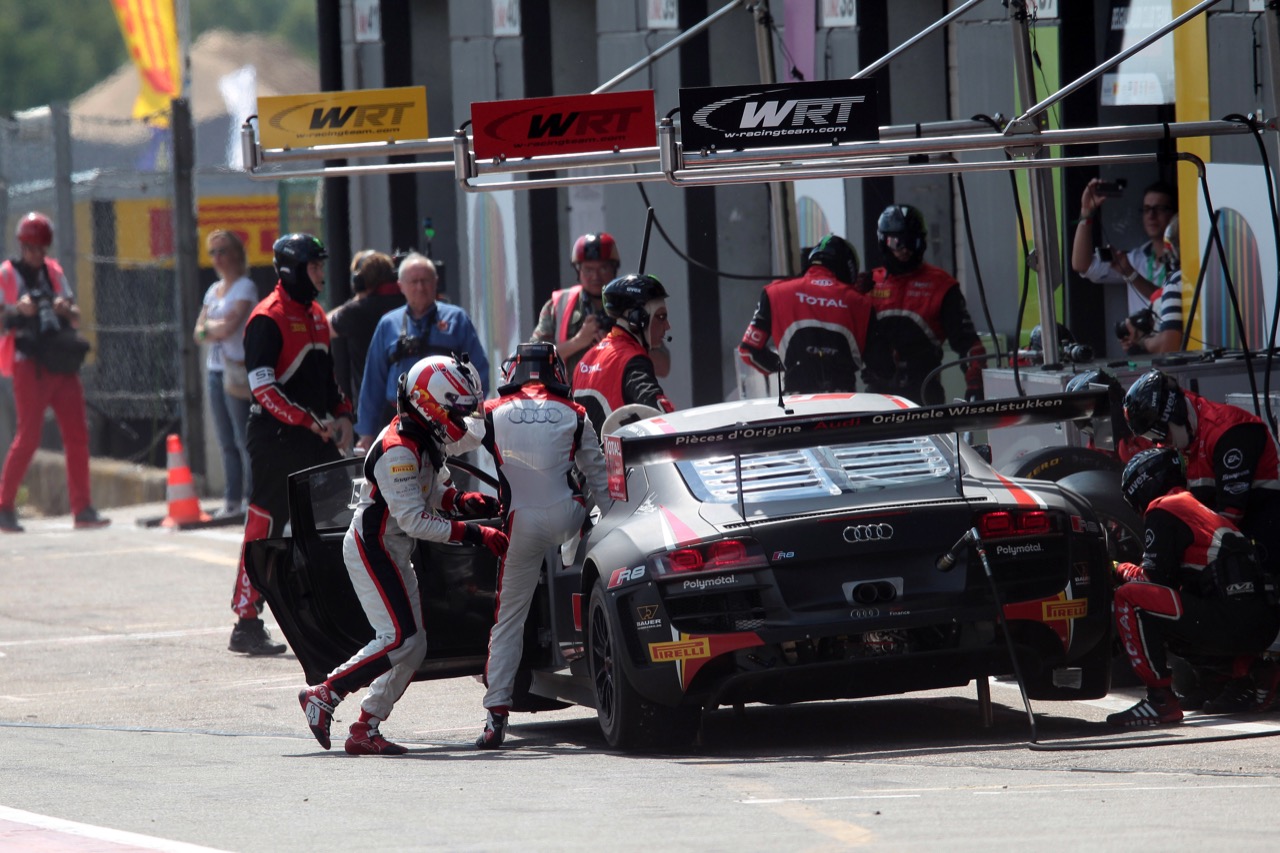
[1004,446,1122,483]
[587,580,699,751]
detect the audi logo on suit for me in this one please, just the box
[843,523,894,543]
[504,407,564,424]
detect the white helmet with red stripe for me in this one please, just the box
[397,355,482,444]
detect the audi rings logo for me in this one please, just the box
[843,523,894,543]
[505,407,564,424]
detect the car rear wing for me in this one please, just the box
[602,390,1108,502]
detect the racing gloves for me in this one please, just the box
[443,488,501,519]
[450,521,509,557]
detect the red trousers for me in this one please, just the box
[0,358,92,514]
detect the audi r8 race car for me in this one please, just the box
[246,390,1116,752]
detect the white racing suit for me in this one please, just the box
[328,414,481,721]
[480,383,611,713]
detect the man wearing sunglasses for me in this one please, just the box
[1071,179,1178,320]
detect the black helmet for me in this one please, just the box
[1121,446,1187,514]
[273,233,328,304]
[1027,323,1074,353]
[804,234,860,284]
[877,204,928,273]
[1123,369,1187,442]
[500,341,569,395]
[603,273,668,334]
[1066,368,1126,438]
[1065,368,1120,396]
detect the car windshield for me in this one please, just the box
[676,435,953,504]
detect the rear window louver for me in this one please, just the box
[679,436,952,504]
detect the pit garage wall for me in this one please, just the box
[412,0,1272,403]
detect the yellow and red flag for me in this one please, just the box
[111,0,181,125]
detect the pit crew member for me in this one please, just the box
[474,342,611,749]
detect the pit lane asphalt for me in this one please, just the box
[3,502,1280,852]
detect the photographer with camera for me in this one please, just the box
[0,212,108,533]
[355,253,488,452]
[1071,178,1178,320]
[530,232,670,378]
[1114,215,1184,356]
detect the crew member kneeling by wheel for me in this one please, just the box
[298,355,508,755]
[1108,447,1279,727]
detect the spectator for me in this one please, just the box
[738,234,892,393]
[572,273,674,438]
[0,212,108,532]
[328,250,405,407]
[228,233,354,657]
[193,230,256,517]
[864,205,987,404]
[474,342,611,749]
[1107,447,1278,727]
[355,253,488,451]
[531,232,669,378]
[299,355,506,755]
[1071,178,1177,317]
[1116,214,1184,356]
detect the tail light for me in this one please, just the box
[978,510,1052,539]
[658,538,766,575]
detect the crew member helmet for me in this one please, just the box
[1121,446,1187,514]
[877,204,928,271]
[804,234,860,284]
[571,232,621,269]
[1123,369,1188,443]
[273,233,328,288]
[397,355,483,445]
[16,212,53,248]
[602,273,668,334]
[501,341,569,394]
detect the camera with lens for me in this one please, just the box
[1060,342,1094,364]
[391,331,426,363]
[29,285,61,336]
[592,308,615,334]
[1114,308,1156,341]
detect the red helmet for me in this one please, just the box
[16,212,53,248]
[397,355,483,444]
[570,232,620,268]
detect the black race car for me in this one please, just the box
[247,390,1116,751]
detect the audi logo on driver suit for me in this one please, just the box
[843,523,894,543]
[505,407,564,424]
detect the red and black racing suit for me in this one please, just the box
[864,261,986,404]
[231,282,353,619]
[738,264,893,394]
[572,326,673,438]
[1180,391,1280,582]
[1113,489,1278,690]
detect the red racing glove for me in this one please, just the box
[1113,561,1147,584]
[443,489,500,518]
[450,521,509,557]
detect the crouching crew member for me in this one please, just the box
[474,342,612,749]
[738,233,892,394]
[1108,447,1279,727]
[298,355,508,755]
[573,273,674,438]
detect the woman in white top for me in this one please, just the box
[193,230,258,516]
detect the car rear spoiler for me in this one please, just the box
[602,390,1108,502]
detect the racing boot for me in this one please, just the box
[299,683,342,750]
[1106,687,1184,727]
[1201,676,1255,715]
[0,507,24,533]
[1252,660,1280,712]
[228,617,286,656]
[475,711,508,750]
[345,717,409,756]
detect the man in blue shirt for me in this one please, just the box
[355,253,489,450]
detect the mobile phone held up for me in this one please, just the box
[1098,246,1114,263]
[1095,179,1127,198]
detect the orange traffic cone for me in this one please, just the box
[160,433,211,527]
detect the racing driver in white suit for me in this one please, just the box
[475,342,612,748]
[298,355,508,756]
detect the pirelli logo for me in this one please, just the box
[389,464,415,474]
[1043,599,1087,621]
[648,637,710,663]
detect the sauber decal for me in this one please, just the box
[648,638,711,663]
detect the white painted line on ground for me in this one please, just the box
[0,628,230,647]
[741,794,921,804]
[0,805,233,853]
